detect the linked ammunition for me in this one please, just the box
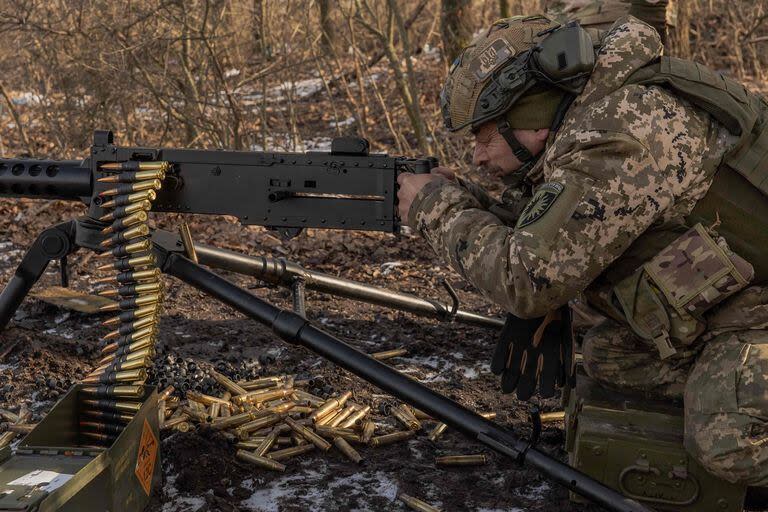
[100,332,154,355]
[361,420,376,444]
[236,450,286,472]
[91,357,150,376]
[333,437,363,463]
[0,408,20,423]
[397,493,442,512]
[80,431,118,444]
[98,200,153,222]
[310,391,352,422]
[0,431,17,448]
[79,421,124,436]
[81,385,144,399]
[95,269,160,285]
[99,161,169,173]
[97,253,155,272]
[210,370,248,395]
[100,189,157,208]
[540,411,565,423]
[96,239,152,259]
[98,346,153,365]
[369,430,415,447]
[284,417,331,451]
[82,409,134,424]
[102,316,157,339]
[100,211,148,234]
[370,347,408,360]
[340,405,371,429]
[435,454,488,466]
[267,444,315,461]
[99,224,151,248]
[255,430,280,456]
[81,399,142,414]
[98,281,162,298]
[99,179,162,197]
[83,368,147,385]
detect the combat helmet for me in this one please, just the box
[440,15,597,142]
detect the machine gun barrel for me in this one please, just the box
[0,158,91,202]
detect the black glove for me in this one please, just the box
[490,306,573,400]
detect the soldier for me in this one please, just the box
[396,15,768,488]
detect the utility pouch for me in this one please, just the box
[612,224,754,359]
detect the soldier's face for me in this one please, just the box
[472,122,548,177]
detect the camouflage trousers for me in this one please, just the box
[582,318,768,487]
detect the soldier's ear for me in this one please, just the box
[533,128,550,142]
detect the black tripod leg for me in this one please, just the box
[0,220,78,331]
[160,251,652,512]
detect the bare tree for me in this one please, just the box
[441,0,474,63]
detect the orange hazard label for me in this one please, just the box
[135,419,158,496]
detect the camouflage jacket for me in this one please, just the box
[409,16,742,320]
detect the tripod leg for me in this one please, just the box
[0,221,78,331]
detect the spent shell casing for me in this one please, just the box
[99,224,151,247]
[98,281,161,298]
[211,370,248,395]
[219,392,232,418]
[97,253,156,272]
[6,423,34,434]
[99,293,161,312]
[328,406,356,428]
[16,404,31,424]
[315,425,361,443]
[540,411,565,423]
[370,430,415,447]
[187,391,232,407]
[210,410,264,431]
[83,368,148,385]
[255,430,280,456]
[435,454,488,466]
[0,431,17,448]
[333,437,363,463]
[102,316,157,339]
[412,409,434,421]
[98,200,153,222]
[397,493,442,512]
[161,415,190,430]
[236,450,286,472]
[241,376,283,391]
[266,401,296,414]
[392,405,421,431]
[158,385,175,402]
[96,239,152,259]
[233,388,293,405]
[293,390,325,407]
[100,189,157,208]
[175,421,192,433]
[97,346,153,366]
[100,211,148,234]
[99,179,162,197]
[0,408,20,423]
[361,420,376,444]
[427,423,448,442]
[82,409,134,424]
[79,421,124,436]
[370,347,408,360]
[81,399,142,414]
[340,405,371,429]
[310,391,352,421]
[284,417,331,451]
[81,385,144,399]
[237,414,285,438]
[267,444,315,462]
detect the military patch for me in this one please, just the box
[515,182,565,229]
[470,38,515,81]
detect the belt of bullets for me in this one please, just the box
[76,162,168,446]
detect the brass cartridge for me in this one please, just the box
[97,253,155,272]
[83,368,147,385]
[0,431,17,448]
[427,423,448,442]
[540,411,565,423]
[175,422,191,433]
[99,179,162,197]
[370,347,408,360]
[98,346,153,366]
[219,391,232,418]
[310,391,352,421]
[210,409,265,431]
[361,420,376,444]
[369,430,415,447]
[16,404,31,424]
[284,417,331,451]
[211,370,248,395]
[78,421,124,436]
[81,399,142,414]
[187,391,233,407]
[99,292,161,312]
[79,431,117,444]
[236,413,285,438]
[396,493,442,512]
[100,324,155,344]
[100,189,157,208]
[340,405,371,429]
[315,425,362,443]
[293,390,325,407]
[82,409,134,424]
[255,430,280,456]
[96,239,153,260]
[333,437,363,463]
[89,359,150,377]
[0,408,20,423]
[101,316,157,339]
[180,406,211,424]
[95,268,160,285]
[98,281,161,297]
[98,200,153,222]
[412,409,434,421]
[241,376,283,391]
[291,406,313,415]
[81,385,144,399]
[435,454,488,466]
[266,401,296,414]
[209,402,221,419]
[6,423,34,434]
[157,385,175,402]
[233,388,293,405]
[101,305,159,326]
[328,405,356,428]
[266,444,315,462]
[236,450,286,472]
[392,405,421,431]
[161,415,191,430]
[100,211,148,234]
[100,333,154,356]
[99,161,169,172]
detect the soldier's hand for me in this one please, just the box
[396,172,447,222]
[430,166,456,181]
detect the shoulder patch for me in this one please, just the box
[515,182,564,229]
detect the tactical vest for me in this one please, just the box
[626,56,768,284]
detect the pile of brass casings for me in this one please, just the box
[77,162,168,445]
[0,405,33,448]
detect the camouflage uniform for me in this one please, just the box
[411,17,768,486]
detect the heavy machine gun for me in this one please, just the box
[0,131,652,512]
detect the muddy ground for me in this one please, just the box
[0,198,601,512]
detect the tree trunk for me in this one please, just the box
[318,0,335,52]
[441,0,473,63]
[499,0,510,17]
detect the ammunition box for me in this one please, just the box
[0,384,160,512]
[566,373,746,511]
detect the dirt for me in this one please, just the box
[0,199,601,512]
